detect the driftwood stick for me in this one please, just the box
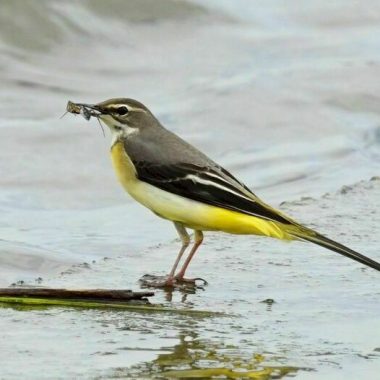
[0,288,154,301]
[0,288,223,315]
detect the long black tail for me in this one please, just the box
[289,230,380,271]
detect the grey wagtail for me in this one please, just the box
[67,98,380,287]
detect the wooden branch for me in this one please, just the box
[0,288,223,315]
[0,288,154,302]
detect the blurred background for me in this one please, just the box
[0,1,380,378]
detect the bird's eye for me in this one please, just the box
[116,106,129,116]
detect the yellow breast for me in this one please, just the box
[110,141,137,191]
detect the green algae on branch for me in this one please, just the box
[0,297,223,317]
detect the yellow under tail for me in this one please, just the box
[194,205,295,240]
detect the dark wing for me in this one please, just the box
[134,161,293,225]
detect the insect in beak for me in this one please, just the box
[65,101,106,136]
[66,101,102,120]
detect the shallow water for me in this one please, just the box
[1,1,380,378]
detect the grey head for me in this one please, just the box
[93,98,160,133]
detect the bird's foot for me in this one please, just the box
[139,274,208,289]
[139,274,176,289]
[174,275,208,286]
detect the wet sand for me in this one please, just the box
[1,0,380,378]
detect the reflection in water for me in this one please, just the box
[161,286,203,304]
[112,332,299,379]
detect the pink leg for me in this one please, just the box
[175,230,206,284]
[165,223,190,285]
[140,222,190,288]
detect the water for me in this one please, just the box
[1,1,380,378]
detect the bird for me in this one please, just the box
[68,98,380,287]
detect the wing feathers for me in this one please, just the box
[134,161,292,225]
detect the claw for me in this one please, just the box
[139,274,208,289]
[174,276,208,286]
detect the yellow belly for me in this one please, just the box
[110,141,291,240]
